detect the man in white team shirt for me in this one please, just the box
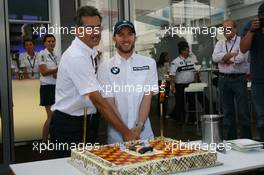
[98,20,159,144]
[169,41,198,121]
[19,38,39,79]
[50,6,136,157]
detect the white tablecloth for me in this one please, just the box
[10,149,264,175]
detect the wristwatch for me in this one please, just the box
[136,122,145,131]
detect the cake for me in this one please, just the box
[69,137,217,175]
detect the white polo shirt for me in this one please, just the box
[98,52,159,144]
[19,51,40,79]
[38,48,60,85]
[51,37,100,116]
[169,54,197,84]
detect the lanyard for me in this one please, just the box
[48,54,57,66]
[26,56,36,76]
[90,56,98,74]
[225,35,237,53]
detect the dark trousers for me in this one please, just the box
[49,110,100,158]
[251,83,264,142]
[171,83,190,120]
[218,75,252,140]
[171,83,209,121]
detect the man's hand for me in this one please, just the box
[170,84,176,94]
[223,52,236,61]
[122,130,137,141]
[250,17,260,32]
[223,52,237,64]
[131,127,142,140]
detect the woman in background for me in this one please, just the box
[38,34,60,142]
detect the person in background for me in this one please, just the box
[98,20,158,144]
[169,41,198,121]
[240,2,264,141]
[213,19,251,140]
[38,34,60,142]
[157,52,170,119]
[19,38,39,79]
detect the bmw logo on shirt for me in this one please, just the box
[111,67,120,74]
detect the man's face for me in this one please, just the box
[24,41,34,53]
[181,48,190,58]
[223,21,237,40]
[77,16,102,48]
[113,27,135,54]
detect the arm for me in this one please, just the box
[170,75,176,93]
[132,92,153,138]
[240,18,259,53]
[87,91,135,141]
[233,51,248,64]
[212,41,236,63]
[39,64,58,76]
[240,32,255,53]
[22,67,29,79]
[105,97,123,120]
[169,60,177,93]
[18,54,28,79]
[38,53,58,76]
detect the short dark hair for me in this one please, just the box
[43,34,56,43]
[178,41,189,54]
[74,6,102,26]
[23,38,35,46]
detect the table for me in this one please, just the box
[10,149,264,175]
[194,67,219,114]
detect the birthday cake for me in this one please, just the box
[69,137,217,175]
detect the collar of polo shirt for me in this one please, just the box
[179,55,190,60]
[115,51,136,64]
[226,34,237,43]
[25,51,37,59]
[75,37,97,58]
[44,48,53,56]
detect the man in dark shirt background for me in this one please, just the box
[240,2,264,142]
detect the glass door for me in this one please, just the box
[79,0,119,59]
[0,0,14,173]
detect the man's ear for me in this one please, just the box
[112,36,116,43]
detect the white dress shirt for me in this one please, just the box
[38,48,60,85]
[212,35,249,74]
[169,54,197,84]
[51,37,99,116]
[98,52,159,144]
